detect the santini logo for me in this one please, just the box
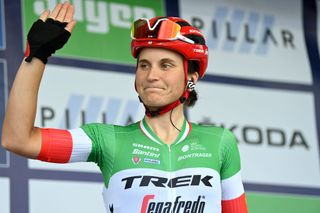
[191,6,295,55]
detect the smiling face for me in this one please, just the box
[135,48,186,111]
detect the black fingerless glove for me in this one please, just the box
[24,18,71,64]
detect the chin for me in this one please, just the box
[140,94,178,107]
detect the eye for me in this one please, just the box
[161,62,173,70]
[138,62,150,70]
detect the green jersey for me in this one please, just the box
[74,118,245,213]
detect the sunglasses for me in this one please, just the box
[131,18,194,44]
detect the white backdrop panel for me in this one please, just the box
[189,81,319,187]
[180,0,312,84]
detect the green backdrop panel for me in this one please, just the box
[23,0,165,64]
[247,192,320,213]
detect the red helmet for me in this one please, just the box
[131,16,208,78]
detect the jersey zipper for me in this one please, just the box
[167,144,175,205]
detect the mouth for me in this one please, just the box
[144,86,164,91]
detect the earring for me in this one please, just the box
[187,79,196,91]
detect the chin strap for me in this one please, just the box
[142,59,190,118]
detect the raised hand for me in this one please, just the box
[24,1,76,64]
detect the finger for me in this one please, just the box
[64,4,74,23]
[65,20,76,33]
[39,10,50,22]
[48,3,63,19]
[56,2,70,22]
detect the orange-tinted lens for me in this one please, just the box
[131,18,181,40]
[132,19,149,38]
[157,20,181,39]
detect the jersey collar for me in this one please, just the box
[139,117,192,145]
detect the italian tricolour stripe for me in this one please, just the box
[221,171,248,213]
[37,128,92,163]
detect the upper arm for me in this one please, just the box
[220,129,248,213]
[1,127,42,159]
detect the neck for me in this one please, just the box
[144,105,185,145]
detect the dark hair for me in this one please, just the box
[184,60,199,107]
[175,21,203,108]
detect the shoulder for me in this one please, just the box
[80,121,140,134]
[191,122,235,138]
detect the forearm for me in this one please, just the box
[2,58,44,158]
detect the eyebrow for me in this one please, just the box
[138,58,176,63]
[160,58,176,63]
[138,59,150,64]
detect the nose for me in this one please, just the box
[146,66,160,81]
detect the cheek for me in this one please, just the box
[173,75,186,92]
[134,75,143,93]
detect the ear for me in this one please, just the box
[188,72,199,83]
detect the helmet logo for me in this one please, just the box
[194,48,204,53]
[148,41,153,45]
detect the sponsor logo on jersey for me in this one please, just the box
[182,145,190,152]
[178,153,212,161]
[182,142,206,152]
[140,194,206,213]
[144,158,160,165]
[132,149,160,158]
[133,143,160,152]
[121,175,213,189]
[132,143,160,159]
[179,142,211,161]
[132,156,141,164]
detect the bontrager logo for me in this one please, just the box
[40,95,141,128]
[121,175,213,189]
[191,6,295,55]
[33,0,155,34]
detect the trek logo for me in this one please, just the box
[191,6,295,55]
[0,0,5,49]
[141,195,206,213]
[32,0,156,34]
[121,175,213,189]
[40,95,141,128]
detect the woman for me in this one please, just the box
[2,2,248,212]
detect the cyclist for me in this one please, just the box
[2,2,248,212]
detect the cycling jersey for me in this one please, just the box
[39,118,247,213]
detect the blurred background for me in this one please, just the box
[0,0,320,212]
